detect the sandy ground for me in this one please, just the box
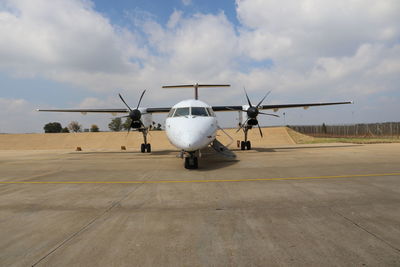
[0,127,294,150]
[0,130,400,266]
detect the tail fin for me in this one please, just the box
[162,83,230,100]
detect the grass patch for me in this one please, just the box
[302,137,400,144]
[286,127,400,144]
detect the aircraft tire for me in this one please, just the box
[240,141,246,150]
[146,143,151,153]
[246,141,251,150]
[184,157,190,169]
[140,143,146,153]
[184,157,198,169]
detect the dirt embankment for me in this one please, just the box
[0,127,296,150]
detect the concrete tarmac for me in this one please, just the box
[1,143,400,266]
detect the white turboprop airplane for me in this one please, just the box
[38,84,352,169]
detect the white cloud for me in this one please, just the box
[0,0,400,132]
[236,0,400,64]
[0,98,41,133]
[0,0,145,76]
[182,0,192,6]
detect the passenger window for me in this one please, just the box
[207,107,215,117]
[167,108,175,117]
[191,107,209,117]
[173,107,190,117]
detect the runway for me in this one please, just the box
[1,143,400,266]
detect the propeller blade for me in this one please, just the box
[243,87,253,107]
[257,123,263,138]
[136,90,146,109]
[236,118,249,133]
[259,112,280,117]
[115,115,130,119]
[119,93,132,112]
[127,120,135,134]
[256,90,271,108]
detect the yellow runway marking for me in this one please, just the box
[1,173,400,184]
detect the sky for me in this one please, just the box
[0,0,399,133]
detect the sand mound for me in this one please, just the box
[0,127,295,150]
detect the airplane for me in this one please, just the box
[38,83,353,169]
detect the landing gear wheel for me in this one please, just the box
[184,157,189,169]
[184,156,198,169]
[240,141,246,150]
[246,141,251,150]
[193,157,198,169]
[146,143,151,153]
[140,143,146,153]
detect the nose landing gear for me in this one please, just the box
[184,151,198,169]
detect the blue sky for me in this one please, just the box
[0,0,399,133]
[93,0,238,27]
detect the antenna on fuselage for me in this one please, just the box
[162,83,230,100]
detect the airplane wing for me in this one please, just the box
[37,107,172,114]
[38,101,352,114]
[212,101,353,112]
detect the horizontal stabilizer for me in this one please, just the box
[162,83,230,100]
[162,84,230,88]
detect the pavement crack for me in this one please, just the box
[332,209,400,254]
[31,176,149,267]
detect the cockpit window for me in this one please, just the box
[173,107,190,117]
[207,107,215,117]
[191,107,209,117]
[167,108,175,117]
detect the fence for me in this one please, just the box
[289,122,400,138]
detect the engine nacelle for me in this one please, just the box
[248,119,258,126]
[237,105,250,126]
[141,111,153,128]
[131,121,142,128]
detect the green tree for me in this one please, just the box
[43,122,62,133]
[68,121,82,132]
[61,127,70,133]
[122,118,132,131]
[90,124,100,132]
[108,118,123,131]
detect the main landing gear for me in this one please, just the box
[184,151,198,169]
[240,140,251,150]
[240,125,252,150]
[139,128,151,153]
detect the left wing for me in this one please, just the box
[212,101,353,112]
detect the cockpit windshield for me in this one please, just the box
[191,107,209,117]
[170,107,215,117]
[173,107,190,117]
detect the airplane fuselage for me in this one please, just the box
[165,99,218,152]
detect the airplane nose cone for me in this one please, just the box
[180,131,204,151]
[166,117,217,151]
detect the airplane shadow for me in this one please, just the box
[197,156,239,171]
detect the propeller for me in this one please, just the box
[237,88,279,137]
[118,90,146,133]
